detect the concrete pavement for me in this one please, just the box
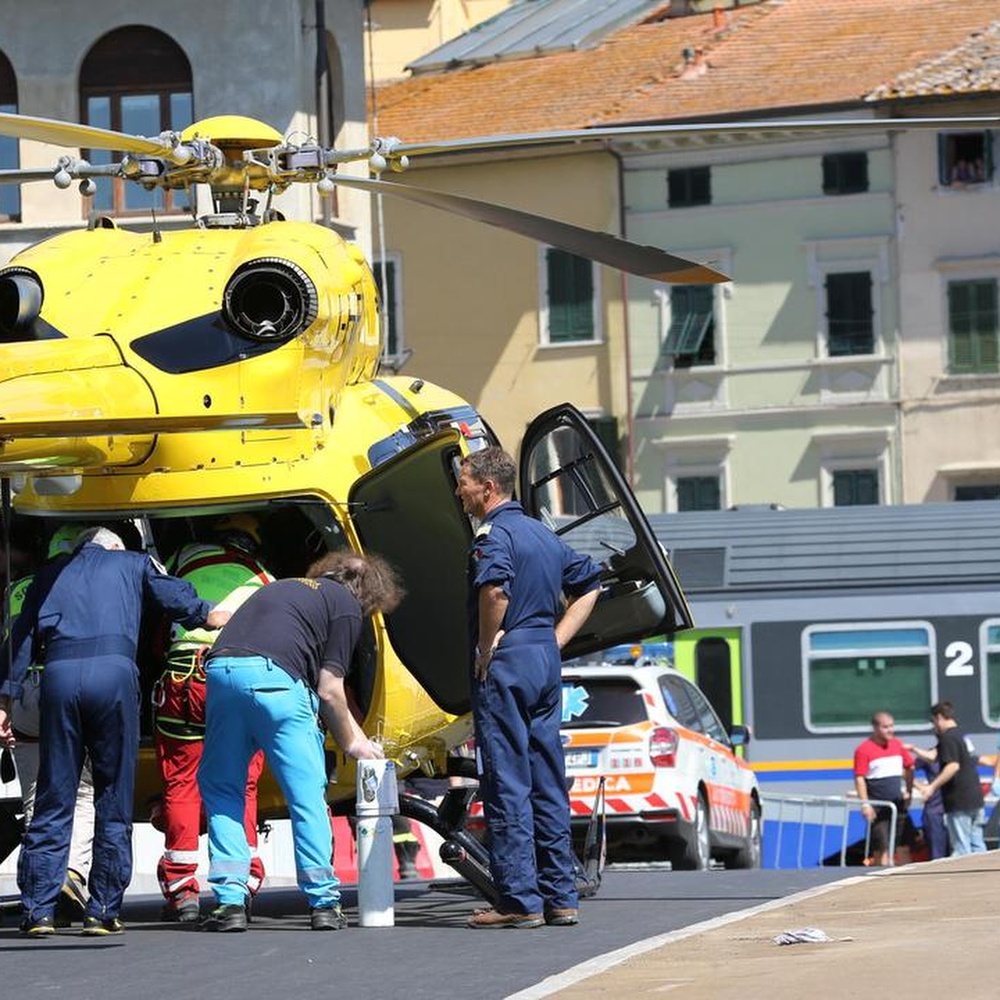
[530,852,1000,1000]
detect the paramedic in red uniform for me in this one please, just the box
[456,447,602,929]
[154,515,274,922]
[853,711,914,866]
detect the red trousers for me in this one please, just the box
[155,734,266,900]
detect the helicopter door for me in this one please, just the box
[348,429,473,715]
[519,403,694,661]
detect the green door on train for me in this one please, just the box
[672,628,745,734]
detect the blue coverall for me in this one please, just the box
[468,500,602,916]
[2,543,210,922]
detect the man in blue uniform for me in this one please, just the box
[197,550,403,932]
[456,447,602,929]
[0,527,229,937]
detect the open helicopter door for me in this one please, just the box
[519,403,694,660]
[348,427,474,716]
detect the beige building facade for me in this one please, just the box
[891,102,1000,502]
[0,0,371,262]
[365,0,511,82]
[373,146,628,456]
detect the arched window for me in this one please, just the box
[79,26,192,215]
[0,49,19,222]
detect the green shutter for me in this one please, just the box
[949,279,998,374]
[662,285,714,356]
[547,249,594,342]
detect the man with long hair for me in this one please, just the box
[197,549,404,932]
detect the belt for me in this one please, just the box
[46,635,136,662]
[493,627,554,648]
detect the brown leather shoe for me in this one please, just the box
[468,908,544,929]
[545,907,579,926]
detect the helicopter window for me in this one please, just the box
[541,248,597,345]
[79,26,193,216]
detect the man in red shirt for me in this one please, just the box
[853,711,914,866]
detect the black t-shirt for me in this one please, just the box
[937,726,985,813]
[207,577,361,690]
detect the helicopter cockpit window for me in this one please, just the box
[79,26,193,216]
[524,424,635,560]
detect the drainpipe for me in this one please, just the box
[315,0,335,225]
[607,142,636,489]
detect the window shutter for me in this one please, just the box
[663,285,714,356]
[547,249,593,342]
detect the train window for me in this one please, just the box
[803,622,936,732]
[982,621,1000,725]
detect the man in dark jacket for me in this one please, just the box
[0,527,229,937]
[916,701,985,857]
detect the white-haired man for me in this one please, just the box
[0,527,230,937]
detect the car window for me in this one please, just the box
[682,678,729,745]
[560,677,648,727]
[658,675,701,731]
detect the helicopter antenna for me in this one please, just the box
[150,205,162,244]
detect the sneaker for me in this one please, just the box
[310,905,348,931]
[161,895,201,924]
[55,869,89,927]
[200,904,248,933]
[20,915,57,938]
[467,908,544,929]
[81,916,124,936]
[544,907,579,926]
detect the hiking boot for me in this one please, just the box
[200,904,248,933]
[468,908,544,929]
[82,916,124,936]
[20,915,56,938]
[310,905,348,931]
[544,907,579,926]
[395,840,421,880]
[161,894,201,924]
[55,869,89,927]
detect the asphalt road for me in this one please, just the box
[0,865,855,1000]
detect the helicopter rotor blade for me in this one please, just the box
[0,111,184,158]
[334,174,727,284]
[384,116,1000,159]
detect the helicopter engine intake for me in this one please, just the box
[0,267,44,341]
[222,257,318,342]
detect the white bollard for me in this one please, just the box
[356,758,398,927]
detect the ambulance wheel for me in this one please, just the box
[671,791,711,871]
[727,797,762,869]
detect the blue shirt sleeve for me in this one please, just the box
[471,524,515,596]
[141,556,211,628]
[560,543,602,597]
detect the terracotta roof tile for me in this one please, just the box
[370,0,1000,142]
[867,19,1000,99]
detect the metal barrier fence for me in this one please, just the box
[762,793,897,869]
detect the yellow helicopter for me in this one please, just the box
[0,108,722,894]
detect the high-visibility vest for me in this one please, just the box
[168,543,273,652]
